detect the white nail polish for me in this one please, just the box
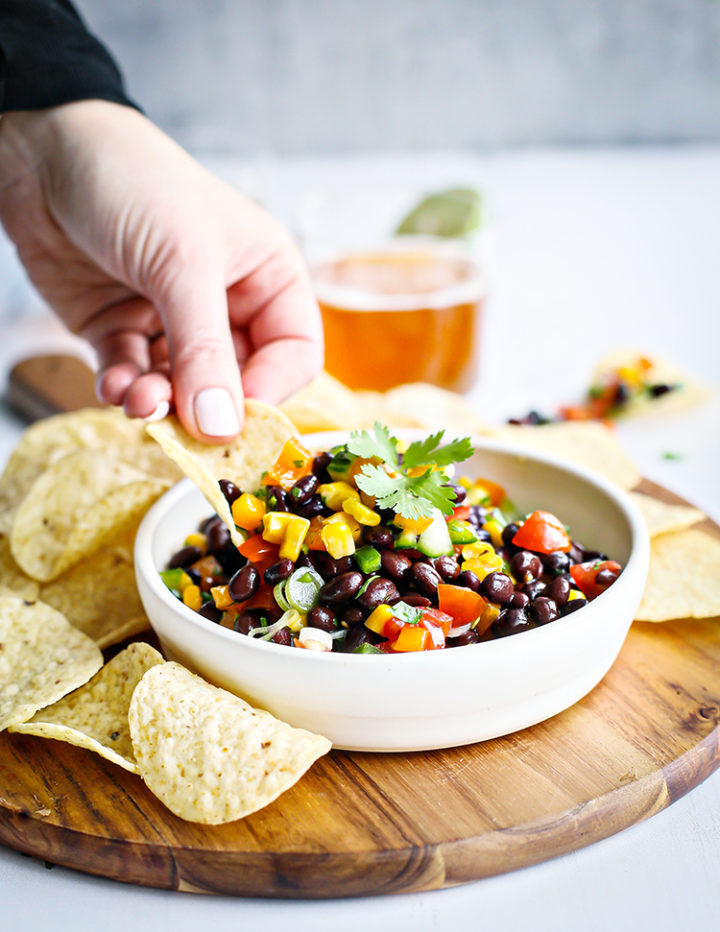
[194,387,240,437]
[143,400,170,422]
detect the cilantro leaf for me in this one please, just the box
[347,422,399,467]
[354,465,435,520]
[406,469,458,515]
[403,432,474,469]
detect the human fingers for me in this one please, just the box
[152,256,245,443]
[94,330,150,406]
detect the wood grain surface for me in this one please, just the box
[0,479,718,898]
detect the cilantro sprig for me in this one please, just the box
[347,423,473,520]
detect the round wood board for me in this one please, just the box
[0,479,718,898]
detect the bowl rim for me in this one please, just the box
[135,432,650,666]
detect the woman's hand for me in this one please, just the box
[0,101,322,441]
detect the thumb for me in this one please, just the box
[155,262,244,442]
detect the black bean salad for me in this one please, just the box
[161,425,623,653]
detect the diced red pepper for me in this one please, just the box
[237,534,279,574]
[512,510,571,554]
[569,560,622,600]
[437,584,486,628]
[452,504,472,521]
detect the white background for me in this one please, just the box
[0,148,719,929]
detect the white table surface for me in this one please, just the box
[1,147,719,930]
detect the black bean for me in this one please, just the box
[290,473,319,506]
[294,494,324,518]
[511,551,543,582]
[561,598,588,616]
[267,486,290,512]
[272,627,292,647]
[312,452,332,482]
[207,520,231,555]
[501,522,521,548]
[457,570,481,592]
[308,606,337,632]
[168,545,202,569]
[474,529,492,544]
[398,548,427,562]
[448,483,466,505]
[228,564,260,602]
[583,549,608,563]
[434,555,460,581]
[380,550,412,582]
[363,525,394,549]
[309,552,353,579]
[507,591,530,609]
[449,629,481,646]
[568,541,585,564]
[547,575,571,605]
[358,577,400,610]
[233,607,275,635]
[341,626,377,652]
[318,571,363,605]
[264,559,294,585]
[529,596,559,625]
[401,593,432,608]
[469,506,489,528]
[493,608,532,638]
[595,568,619,587]
[542,551,571,575]
[214,545,244,577]
[295,552,312,569]
[614,382,630,404]
[481,572,515,604]
[219,479,241,505]
[186,567,202,586]
[341,605,367,626]
[522,580,547,601]
[649,383,673,398]
[198,602,223,624]
[410,562,442,596]
[199,514,222,535]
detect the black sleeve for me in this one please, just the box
[0,0,138,112]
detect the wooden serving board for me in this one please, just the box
[0,479,718,898]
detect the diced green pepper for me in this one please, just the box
[327,447,357,481]
[353,642,384,654]
[354,545,382,574]
[447,519,478,545]
[159,568,188,592]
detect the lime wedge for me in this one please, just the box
[396,187,483,237]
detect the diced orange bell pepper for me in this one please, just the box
[392,625,433,652]
[393,513,433,534]
[512,510,571,554]
[437,584,486,628]
[262,438,314,490]
[473,478,506,507]
[231,493,266,531]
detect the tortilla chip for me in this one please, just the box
[635,529,720,622]
[9,450,170,582]
[280,372,369,432]
[38,527,149,648]
[0,595,103,731]
[382,383,487,434]
[0,408,180,534]
[146,401,295,547]
[128,662,332,824]
[0,535,39,601]
[487,422,641,490]
[592,349,710,417]
[10,643,163,772]
[629,492,705,539]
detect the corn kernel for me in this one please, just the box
[462,552,504,581]
[325,512,362,541]
[321,522,356,559]
[567,588,585,602]
[183,532,207,555]
[232,493,266,531]
[458,476,473,490]
[182,584,202,612]
[461,541,495,561]
[342,498,380,526]
[210,585,235,610]
[475,601,501,633]
[176,571,193,593]
[318,482,360,511]
[279,515,311,561]
[262,511,294,543]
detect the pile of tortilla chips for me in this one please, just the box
[0,377,718,826]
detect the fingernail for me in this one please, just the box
[144,400,170,422]
[194,387,240,437]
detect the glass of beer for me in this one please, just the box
[299,188,488,393]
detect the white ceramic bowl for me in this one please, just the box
[135,433,649,751]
